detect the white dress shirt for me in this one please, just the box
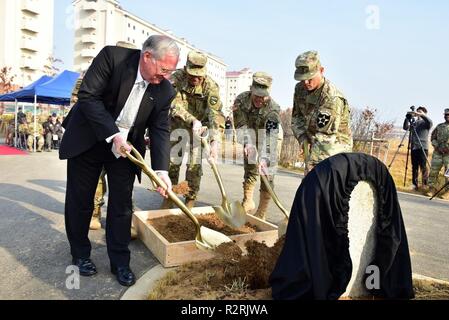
[106,65,168,176]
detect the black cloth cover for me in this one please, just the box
[270,153,415,300]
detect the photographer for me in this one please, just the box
[403,106,433,190]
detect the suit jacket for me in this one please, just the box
[59,46,175,173]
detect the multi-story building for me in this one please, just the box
[225,68,253,115]
[73,0,227,104]
[0,0,54,87]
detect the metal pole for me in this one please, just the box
[403,130,412,187]
[33,95,37,153]
[14,99,18,148]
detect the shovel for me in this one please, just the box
[198,129,247,229]
[122,145,233,252]
[256,151,290,237]
[303,140,310,175]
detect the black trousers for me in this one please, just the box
[65,141,136,267]
[411,149,428,187]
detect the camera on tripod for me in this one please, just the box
[406,106,417,122]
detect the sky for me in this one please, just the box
[54,0,449,125]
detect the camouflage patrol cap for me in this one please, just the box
[444,108,449,115]
[250,72,273,97]
[185,51,207,77]
[294,51,321,81]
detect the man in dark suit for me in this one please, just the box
[59,35,179,287]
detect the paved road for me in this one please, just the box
[0,151,447,299]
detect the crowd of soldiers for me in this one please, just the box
[7,108,64,152]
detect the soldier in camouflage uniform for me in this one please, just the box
[291,51,352,173]
[162,51,223,209]
[23,112,45,152]
[426,109,449,197]
[233,72,283,220]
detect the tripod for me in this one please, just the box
[388,117,430,187]
[429,181,449,200]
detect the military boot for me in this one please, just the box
[242,183,256,213]
[89,207,102,230]
[185,198,196,210]
[253,191,271,220]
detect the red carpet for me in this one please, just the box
[0,145,28,156]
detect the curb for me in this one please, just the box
[120,265,173,300]
[122,264,449,300]
[412,273,449,285]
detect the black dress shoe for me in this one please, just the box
[72,258,97,277]
[111,266,136,287]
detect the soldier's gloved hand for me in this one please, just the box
[156,171,172,199]
[258,158,270,176]
[192,120,203,136]
[209,140,219,164]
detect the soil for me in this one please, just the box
[148,214,260,243]
[149,237,285,300]
[172,181,190,196]
[148,235,449,300]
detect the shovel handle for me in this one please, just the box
[303,140,311,174]
[260,174,290,219]
[197,128,228,199]
[254,149,290,219]
[121,145,202,238]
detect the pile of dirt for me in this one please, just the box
[149,237,285,300]
[413,278,449,300]
[148,214,260,243]
[172,181,190,196]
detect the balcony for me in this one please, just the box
[83,2,97,11]
[81,19,97,29]
[81,49,96,58]
[21,19,39,33]
[20,37,39,52]
[21,0,40,15]
[81,34,96,44]
[21,56,39,70]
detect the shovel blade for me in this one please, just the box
[195,226,234,252]
[212,201,247,229]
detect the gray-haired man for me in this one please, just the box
[60,35,180,287]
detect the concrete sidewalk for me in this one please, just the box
[0,151,161,299]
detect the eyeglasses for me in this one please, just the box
[152,58,176,76]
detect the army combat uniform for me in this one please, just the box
[291,51,352,172]
[23,113,45,152]
[427,109,449,197]
[233,72,283,220]
[167,51,223,208]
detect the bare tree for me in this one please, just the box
[0,66,17,94]
[279,108,303,167]
[43,55,64,76]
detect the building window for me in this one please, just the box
[128,23,130,28]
